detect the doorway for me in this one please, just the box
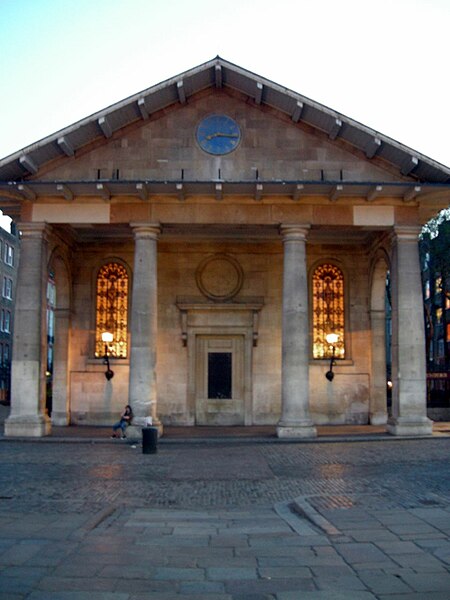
[195,335,245,425]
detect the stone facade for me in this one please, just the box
[1,59,448,438]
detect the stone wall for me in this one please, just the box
[66,238,373,426]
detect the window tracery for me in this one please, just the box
[312,263,345,359]
[95,263,128,358]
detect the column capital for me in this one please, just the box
[17,222,52,240]
[130,223,161,240]
[392,225,421,242]
[279,224,310,242]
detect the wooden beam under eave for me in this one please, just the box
[17,184,36,200]
[19,154,38,174]
[177,80,186,104]
[255,183,263,201]
[56,184,74,201]
[255,82,263,105]
[96,183,110,200]
[57,136,75,157]
[366,185,383,202]
[215,64,222,88]
[400,156,419,176]
[365,137,382,159]
[176,183,185,201]
[403,185,421,202]
[98,116,113,138]
[137,98,149,120]
[136,183,149,200]
[291,101,304,123]
[330,185,343,202]
[215,183,223,201]
[328,119,342,141]
[292,184,304,201]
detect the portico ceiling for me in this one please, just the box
[56,221,380,247]
[0,56,449,189]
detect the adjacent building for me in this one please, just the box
[0,223,18,404]
[0,57,449,438]
[420,217,450,419]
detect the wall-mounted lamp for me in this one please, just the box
[325,333,339,382]
[101,331,114,381]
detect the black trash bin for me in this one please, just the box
[142,427,158,454]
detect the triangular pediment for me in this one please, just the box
[38,90,408,185]
[0,57,449,223]
[1,57,449,184]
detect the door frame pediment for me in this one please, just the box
[176,297,264,425]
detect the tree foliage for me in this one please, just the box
[421,207,450,239]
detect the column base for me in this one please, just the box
[386,416,433,436]
[4,414,51,437]
[126,420,164,440]
[277,421,317,438]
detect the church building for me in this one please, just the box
[0,57,449,438]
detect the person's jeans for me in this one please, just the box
[113,420,127,435]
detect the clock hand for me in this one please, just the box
[205,132,239,140]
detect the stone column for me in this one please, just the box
[5,223,51,437]
[277,225,317,438]
[51,308,71,426]
[387,226,432,436]
[370,308,388,425]
[127,224,162,437]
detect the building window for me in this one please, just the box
[95,262,128,358]
[46,273,56,382]
[1,310,11,333]
[312,263,345,359]
[3,243,14,266]
[2,277,12,300]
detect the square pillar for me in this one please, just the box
[5,223,51,437]
[387,226,432,436]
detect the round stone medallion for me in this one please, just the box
[196,254,243,301]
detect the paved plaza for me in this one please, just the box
[0,428,449,599]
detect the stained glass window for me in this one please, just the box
[95,263,128,358]
[312,263,345,359]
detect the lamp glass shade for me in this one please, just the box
[325,333,339,345]
[101,331,114,343]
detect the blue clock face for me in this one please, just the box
[196,115,241,155]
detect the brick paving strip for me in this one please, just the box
[0,437,449,598]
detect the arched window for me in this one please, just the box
[312,263,345,359]
[95,263,128,358]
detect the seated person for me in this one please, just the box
[111,404,133,438]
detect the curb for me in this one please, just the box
[0,433,449,444]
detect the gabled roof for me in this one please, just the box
[0,56,449,184]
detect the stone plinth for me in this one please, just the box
[5,414,51,437]
[387,416,433,436]
[276,422,317,438]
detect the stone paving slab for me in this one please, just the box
[0,437,449,598]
